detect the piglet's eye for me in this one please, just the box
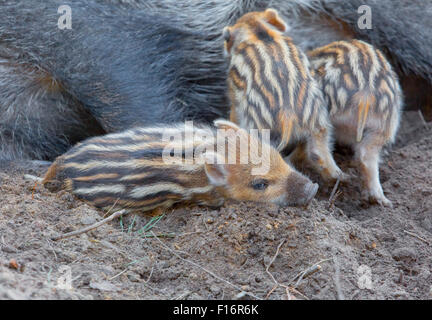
[251,179,269,191]
[310,153,320,162]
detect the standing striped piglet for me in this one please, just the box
[308,40,402,206]
[43,120,318,214]
[223,8,346,182]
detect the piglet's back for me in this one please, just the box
[43,125,215,212]
[225,9,329,151]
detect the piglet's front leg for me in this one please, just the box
[306,128,348,183]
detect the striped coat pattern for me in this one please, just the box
[308,39,402,206]
[225,9,345,182]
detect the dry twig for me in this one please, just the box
[328,178,341,209]
[149,231,262,300]
[403,230,430,246]
[264,238,305,300]
[51,209,128,241]
[290,258,331,288]
[265,238,287,286]
[418,110,430,129]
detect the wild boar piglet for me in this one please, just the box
[308,39,402,206]
[43,120,318,214]
[224,8,346,182]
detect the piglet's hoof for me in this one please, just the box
[365,192,393,208]
[337,172,350,183]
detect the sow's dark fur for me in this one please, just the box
[0,0,431,160]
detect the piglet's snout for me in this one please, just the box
[285,171,318,206]
[302,182,319,205]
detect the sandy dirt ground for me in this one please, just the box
[0,111,431,300]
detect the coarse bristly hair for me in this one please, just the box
[43,120,319,213]
[0,0,430,160]
[308,38,403,206]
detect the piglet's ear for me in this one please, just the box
[213,119,240,131]
[264,8,287,33]
[223,27,233,56]
[222,26,231,42]
[203,152,228,187]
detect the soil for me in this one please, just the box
[0,111,431,300]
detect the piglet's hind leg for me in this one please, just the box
[355,140,392,207]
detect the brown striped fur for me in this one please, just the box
[308,40,403,206]
[43,120,318,214]
[224,9,345,182]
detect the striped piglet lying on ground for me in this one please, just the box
[43,120,318,215]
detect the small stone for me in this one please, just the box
[210,285,221,295]
[241,285,250,291]
[1,245,17,254]
[262,256,272,267]
[234,291,247,300]
[80,216,97,225]
[233,291,253,300]
[89,281,120,292]
[285,242,297,248]
[127,272,141,283]
[189,272,199,280]
[393,290,408,299]
[229,212,238,220]
[392,247,417,262]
